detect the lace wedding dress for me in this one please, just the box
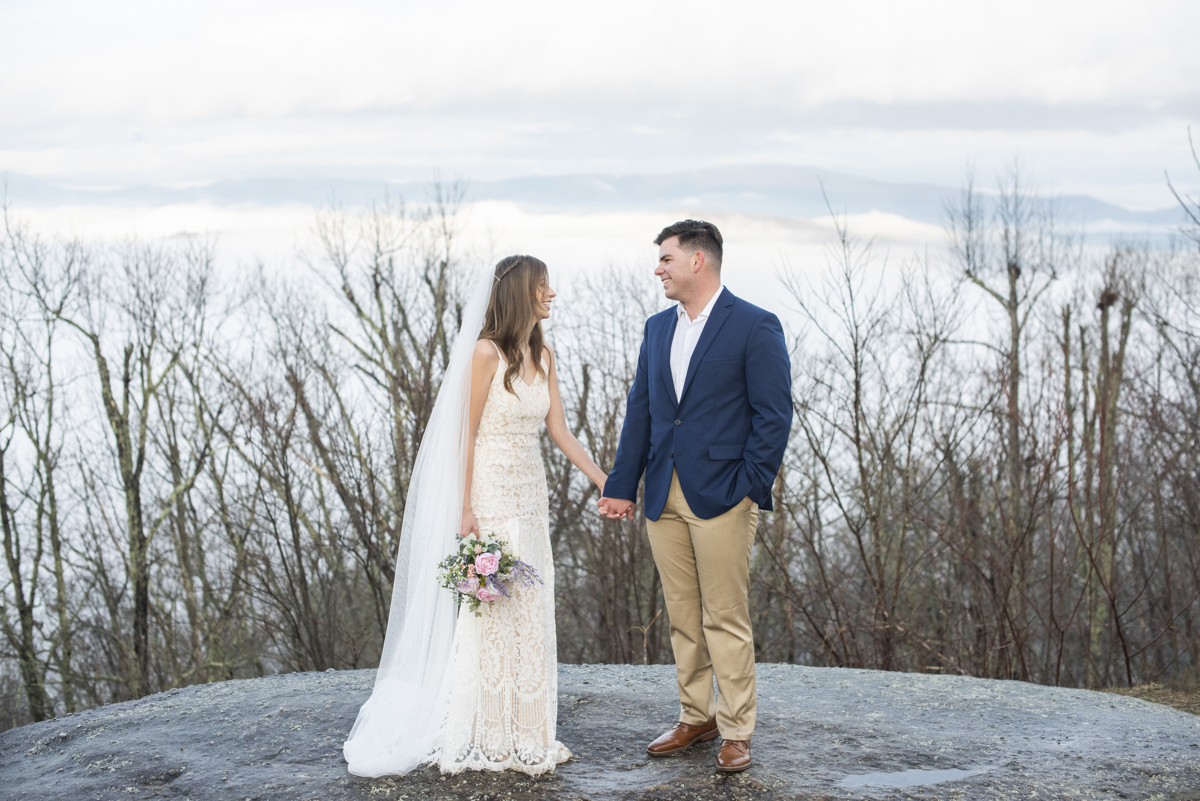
[436,343,571,775]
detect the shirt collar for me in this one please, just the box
[677,285,725,322]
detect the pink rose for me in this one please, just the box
[476,586,502,603]
[457,576,480,595]
[474,552,500,576]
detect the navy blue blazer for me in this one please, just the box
[604,287,793,521]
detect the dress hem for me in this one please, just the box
[436,743,572,777]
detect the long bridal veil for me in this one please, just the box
[343,265,493,777]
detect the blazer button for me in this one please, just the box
[674,419,681,425]
[669,452,674,459]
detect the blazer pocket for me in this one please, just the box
[708,444,743,461]
[705,356,740,377]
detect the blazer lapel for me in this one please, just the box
[678,288,733,406]
[657,311,679,407]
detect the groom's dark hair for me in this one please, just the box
[654,220,723,271]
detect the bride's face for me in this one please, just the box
[536,278,556,320]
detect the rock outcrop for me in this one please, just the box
[3,663,1199,800]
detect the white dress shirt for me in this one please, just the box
[670,285,725,402]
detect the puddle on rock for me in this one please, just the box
[838,766,994,789]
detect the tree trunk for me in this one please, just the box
[0,446,52,721]
[92,339,151,697]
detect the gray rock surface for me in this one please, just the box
[2,664,1198,800]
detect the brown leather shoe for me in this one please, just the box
[716,738,751,772]
[646,718,719,756]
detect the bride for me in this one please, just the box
[343,255,608,777]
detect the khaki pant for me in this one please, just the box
[646,469,759,740]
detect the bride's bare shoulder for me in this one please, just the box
[474,338,502,366]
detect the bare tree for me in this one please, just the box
[4,167,1200,731]
[0,212,85,720]
[1166,128,1200,247]
[546,266,667,664]
[944,163,1078,676]
[778,207,960,672]
[56,241,215,698]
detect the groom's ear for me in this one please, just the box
[692,250,707,274]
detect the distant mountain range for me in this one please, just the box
[4,166,1185,232]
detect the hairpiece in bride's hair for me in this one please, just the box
[494,256,523,282]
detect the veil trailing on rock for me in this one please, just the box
[343,265,494,777]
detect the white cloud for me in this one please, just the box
[7,197,949,321]
[4,0,1197,126]
[1,0,1197,209]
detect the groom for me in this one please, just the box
[599,220,792,772]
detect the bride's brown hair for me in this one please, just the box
[480,254,549,395]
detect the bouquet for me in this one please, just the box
[436,533,543,616]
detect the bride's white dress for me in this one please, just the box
[436,345,571,775]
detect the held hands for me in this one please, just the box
[459,508,481,538]
[597,496,636,520]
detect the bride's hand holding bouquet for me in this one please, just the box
[459,506,481,539]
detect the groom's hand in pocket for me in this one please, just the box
[598,497,636,520]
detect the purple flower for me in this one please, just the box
[510,560,543,587]
[474,552,500,576]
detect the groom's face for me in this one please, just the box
[656,236,699,301]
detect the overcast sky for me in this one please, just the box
[2,0,1198,209]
